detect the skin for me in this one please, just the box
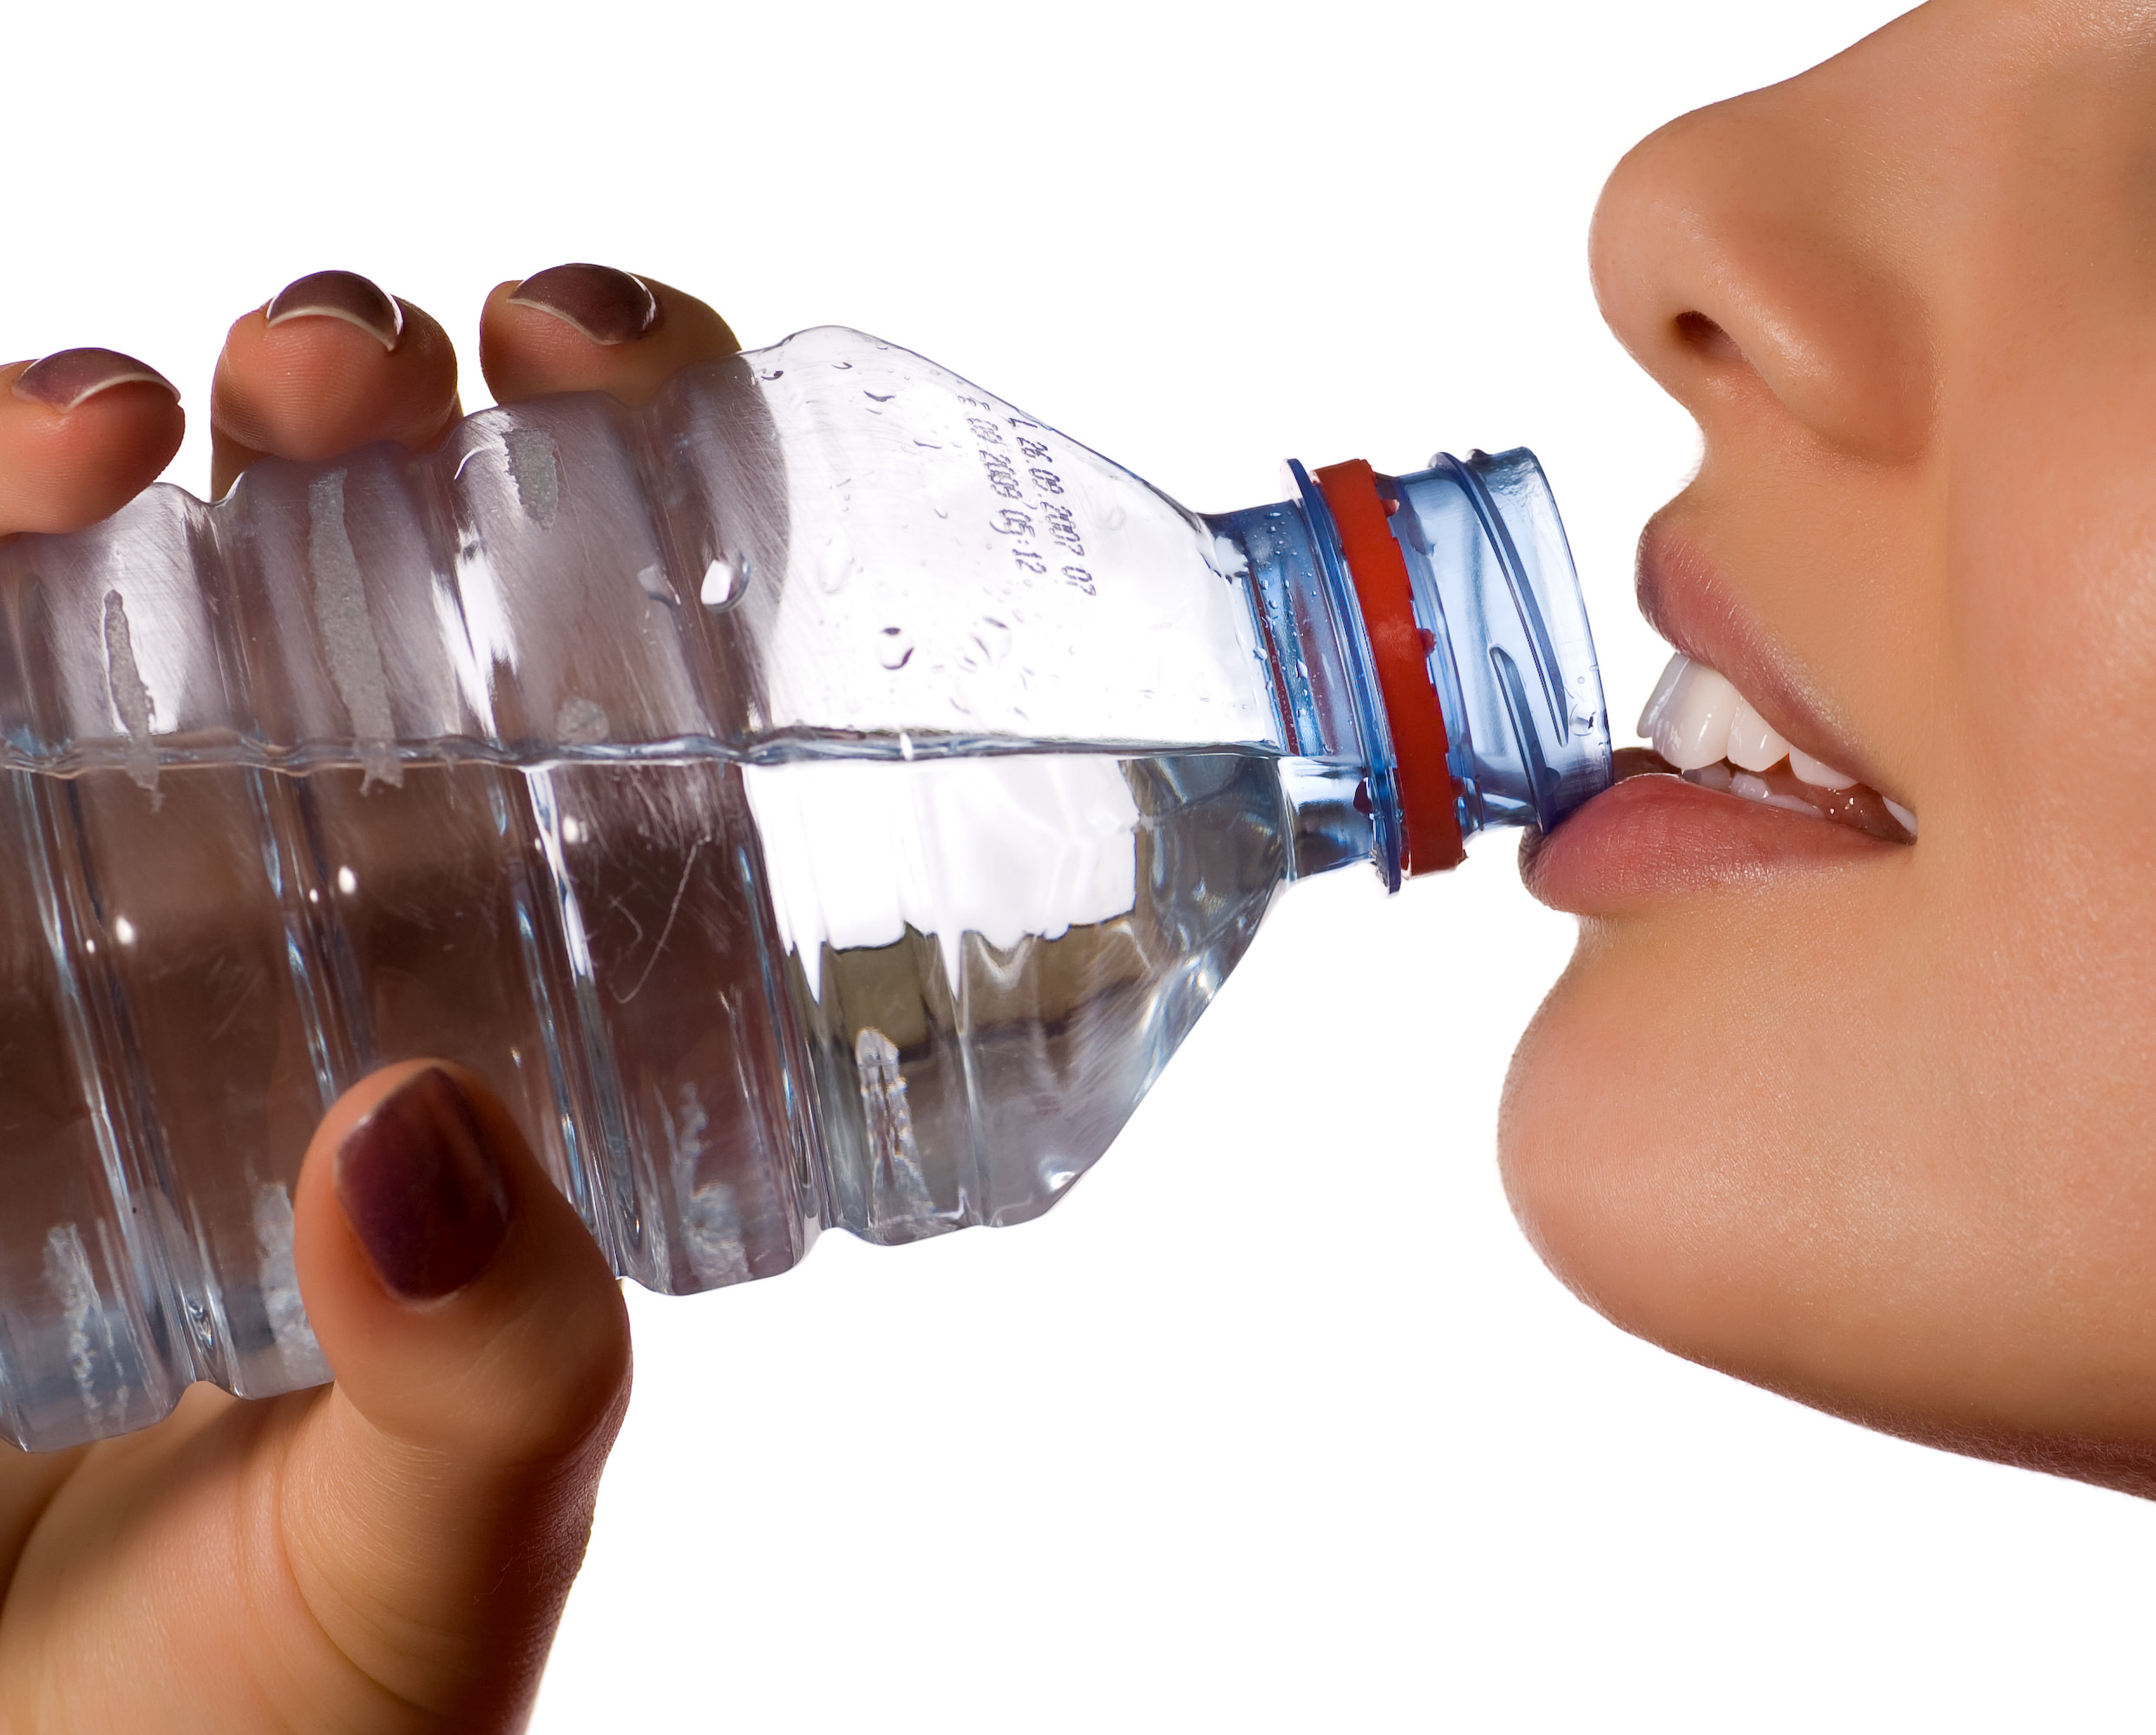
[9,0,2150,1712]
[1502,0,2156,1497]
[0,274,738,1730]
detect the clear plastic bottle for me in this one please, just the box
[0,326,1609,1447]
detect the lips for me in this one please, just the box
[1520,522,1915,913]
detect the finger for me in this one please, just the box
[478,262,740,407]
[0,349,184,535]
[210,269,461,496]
[283,1060,632,1727]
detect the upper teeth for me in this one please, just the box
[1786,746,1855,790]
[1636,651,1857,789]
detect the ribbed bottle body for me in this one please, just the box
[0,329,1334,1446]
[0,324,1609,1445]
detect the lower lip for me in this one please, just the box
[1520,765,1897,913]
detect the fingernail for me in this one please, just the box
[265,269,405,351]
[334,1066,512,1301]
[508,263,661,345]
[12,347,178,412]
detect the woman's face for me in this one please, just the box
[1503,0,2156,1494]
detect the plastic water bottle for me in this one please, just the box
[0,326,1610,1447]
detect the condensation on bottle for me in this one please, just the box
[0,326,1610,1448]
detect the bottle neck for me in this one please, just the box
[1205,447,1611,892]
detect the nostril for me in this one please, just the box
[1674,311,1745,365]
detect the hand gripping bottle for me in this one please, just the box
[0,326,1610,1446]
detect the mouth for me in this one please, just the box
[1519,524,1916,913]
[1631,651,1915,843]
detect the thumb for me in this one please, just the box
[283,1060,632,1730]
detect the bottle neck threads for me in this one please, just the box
[1209,447,1611,891]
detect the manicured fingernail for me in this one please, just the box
[12,348,178,412]
[334,1066,511,1301]
[265,269,405,351]
[508,263,661,344]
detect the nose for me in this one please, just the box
[1589,69,1936,466]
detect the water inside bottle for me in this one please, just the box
[0,738,1295,1446]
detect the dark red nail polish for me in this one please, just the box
[265,269,405,351]
[508,263,661,345]
[12,347,178,412]
[334,1067,511,1301]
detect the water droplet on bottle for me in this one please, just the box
[877,627,914,671]
[557,696,610,745]
[969,617,1012,665]
[701,554,748,607]
[814,533,857,596]
[1569,671,1600,733]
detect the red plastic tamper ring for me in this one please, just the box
[1313,460,1465,874]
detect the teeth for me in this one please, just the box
[1725,699,1791,773]
[1652,659,1746,771]
[1636,651,1689,740]
[1637,650,1910,840]
[1786,746,1858,790]
[1729,769,1824,817]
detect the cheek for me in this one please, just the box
[1950,319,2156,850]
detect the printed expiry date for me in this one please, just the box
[963,400,1095,595]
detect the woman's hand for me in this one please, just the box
[0,265,739,1731]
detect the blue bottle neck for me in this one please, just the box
[1204,447,1612,891]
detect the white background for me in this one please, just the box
[10,1,2156,1729]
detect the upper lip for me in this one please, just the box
[1633,513,1895,796]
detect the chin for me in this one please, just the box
[1493,923,1778,1360]
[1498,916,2156,1502]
